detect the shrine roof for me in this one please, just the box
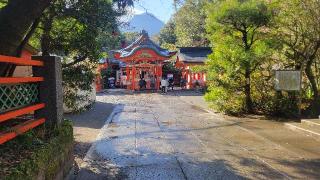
[177,47,212,63]
[113,30,175,59]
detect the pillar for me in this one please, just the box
[126,66,130,90]
[156,64,162,90]
[132,66,136,90]
[32,56,63,129]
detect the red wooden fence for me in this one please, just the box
[0,55,46,144]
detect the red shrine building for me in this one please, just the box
[175,47,212,89]
[111,30,176,91]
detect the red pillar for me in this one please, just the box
[126,66,130,90]
[132,65,136,90]
[156,64,162,90]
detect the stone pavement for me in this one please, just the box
[74,90,320,180]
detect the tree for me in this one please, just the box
[36,0,122,67]
[123,32,140,45]
[276,0,320,113]
[206,0,272,113]
[0,0,53,76]
[159,19,177,46]
[0,0,134,76]
[174,0,209,47]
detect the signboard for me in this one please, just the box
[275,70,301,91]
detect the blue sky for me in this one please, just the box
[133,0,175,23]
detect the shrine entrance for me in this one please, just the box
[124,63,162,90]
[113,30,176,91]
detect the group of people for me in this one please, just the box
[138,76,187,93]
[160,77,174,93]
[139,75,157,91]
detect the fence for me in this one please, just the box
[0,55,62,144]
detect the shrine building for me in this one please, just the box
[175,47,212,89]
[112,30,176,91]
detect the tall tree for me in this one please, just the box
[174,0,209,47]
[159,18,177,48]
[37,0,122,67]
[0,0,134,76]
[206,0,272,113]
[276,0,320,112]
[0,0,53,76]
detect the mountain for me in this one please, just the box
[122,12,165,36]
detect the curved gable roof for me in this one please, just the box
[114,30,176,59]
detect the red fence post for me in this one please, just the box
[32,56,63,130]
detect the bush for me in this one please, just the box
[205,86,245,115]
[0,120,74,180]
[63,62,96,112]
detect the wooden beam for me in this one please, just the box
[0,103,45,123]
[0,77,44,84]
[0,118,45,144]
[0,55,43,66]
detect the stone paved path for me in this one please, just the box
[76,90,320,180]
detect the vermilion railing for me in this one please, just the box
[0,55,45,144]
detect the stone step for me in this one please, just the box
[301,119,320,127]
[285,122,320,140]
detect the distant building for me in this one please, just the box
[175,47,212,89]
[13,44,39,77]
[96,30,176,91]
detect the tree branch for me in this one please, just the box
[62,55,88,68]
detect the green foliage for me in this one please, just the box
[0,0,7,8]
[122,32,140,45]
[159,19,177,46]
[205,0,273,113]
[274,0,320,115]
[27,0,134,112]
[0,120,73,180]
[205,85,245,114]
[174,0,209,47]
[190,65,207,73]
[62,61,96,112]
[163,61,181,75]
[32,0,121,64]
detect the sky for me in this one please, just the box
[133,0,176,23]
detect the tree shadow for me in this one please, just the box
[65,101,118,129]
[276,158,320,179]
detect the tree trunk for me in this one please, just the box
[305,58,319,104]
[245,68,253,113]
[242,31,253,113]
[4,18,42,77]
[0,0,53,76]
[41,15,54,56]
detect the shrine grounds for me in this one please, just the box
[67,90,320,180]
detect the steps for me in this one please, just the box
[285,119,320,139]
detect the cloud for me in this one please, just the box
[133,8,145,15]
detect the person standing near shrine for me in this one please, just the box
[161,77,168,93]
[150,75,156,92]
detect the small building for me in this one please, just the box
[175,47,212,89]
[95,58,126,92]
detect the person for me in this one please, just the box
[168,78,174,90]
[180,78,186,89]
[161,77,168,93]
[150,75,156,92]
[139,78,145,90]
[143,79,147,89]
